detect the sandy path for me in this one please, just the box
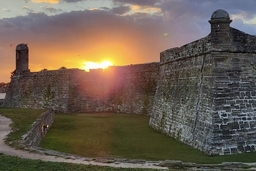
[0,115,168,170]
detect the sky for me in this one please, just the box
[1,0,256,82]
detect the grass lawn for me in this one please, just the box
[40,113,256,164]
[0,108,163,171]
[0,108,45,147]
[1,108,256,164]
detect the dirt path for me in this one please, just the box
[0,115,168,170]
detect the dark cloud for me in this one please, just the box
[0,19,20,32]
[0,9,172,82]
[110,6,131,15]
[158,0,256,20]
[112,0,159,6]
[156,0,256,38]
[1,0,256,82]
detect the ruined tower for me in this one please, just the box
[15,43,29,74]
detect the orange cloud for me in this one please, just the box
[31,0,60,4]
[0,9,174,82]
[130,5,161,14]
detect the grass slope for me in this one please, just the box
[40,113,256,164]
[1,108,256,164]
[0,108,45,147]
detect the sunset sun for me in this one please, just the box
[82,61,114,71]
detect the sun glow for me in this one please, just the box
[31,0,60,4]
[82,61,114,71]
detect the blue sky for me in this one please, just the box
[1,0,256,82]
[1,0,114,19]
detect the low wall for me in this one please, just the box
[22,110,55,147]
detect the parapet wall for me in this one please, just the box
[160,36,211,63]
[22,110,55,147]
[4,69,73,112]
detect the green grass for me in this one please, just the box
[1,108,256,164]
[40,113,256,164]
[0,153,162,171]
[0,108,45,147]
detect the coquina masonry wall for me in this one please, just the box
[68,63,159,114]
[150,36,215,154]
[4,63,159,115]
[4,70,71,112]
[150,10,256,155]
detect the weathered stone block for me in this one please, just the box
[227,122,239,130]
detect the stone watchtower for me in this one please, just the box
[209,9,232,49]
[15,43,29,75]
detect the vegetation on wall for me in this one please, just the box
[43,85,55,107]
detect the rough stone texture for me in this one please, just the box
[150,9,256,155]
[22,110,55,147]
[4,63,159,115]
[150,36,214,154]
[69,64,159,114]
[15,43,30,76]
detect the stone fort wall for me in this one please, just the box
[150,10,256,155]
[4,9,256,155]
[150,35,215,153]
[4,63,159,115]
